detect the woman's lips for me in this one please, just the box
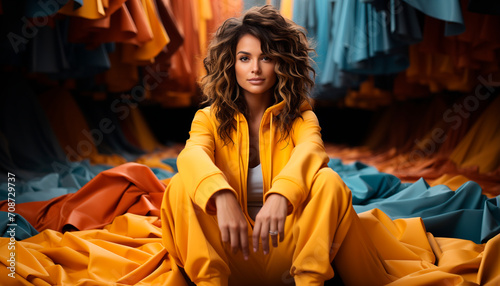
[248,78,265,85]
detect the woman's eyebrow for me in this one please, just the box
[236,51,265,56]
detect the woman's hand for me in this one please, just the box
[213,190,250,260]
[252,194,288,255]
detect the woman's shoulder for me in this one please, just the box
[193,105,213,117]
[193,106,218,124]
[293,109,320,126]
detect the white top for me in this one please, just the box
[247,163,263,220]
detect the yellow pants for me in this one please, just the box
[161,168,397,286]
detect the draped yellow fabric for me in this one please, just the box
[450,95,500,174]
[1,211,498,285]
[0,214,188,285]
[430,174,471,191]
[279,0,293,20]
[58,0,107,19]
[122,0,170,63]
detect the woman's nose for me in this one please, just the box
[251,62,261,74]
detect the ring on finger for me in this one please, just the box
[269,230,279,236]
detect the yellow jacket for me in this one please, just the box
[177,101,330,221]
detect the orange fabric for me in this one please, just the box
[0,161,497,285]
[158,0,200,105]
[122,0,155,46]
[196,0,213,64]
[121,0,170,63]
[67,0,128,47]
[157,0,184,59]
[0,163,165,232]
[58,0,107,19]
[147,0,242,107]
[144,0,187,106]
[207,0,243,34]
[104,45,140,93]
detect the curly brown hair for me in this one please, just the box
[200,5,315,144]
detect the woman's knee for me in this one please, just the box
[310,168,352,202]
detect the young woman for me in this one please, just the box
[161,5,396,286]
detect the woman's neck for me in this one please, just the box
[244,92,272,123]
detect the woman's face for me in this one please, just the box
[235,34,277,99]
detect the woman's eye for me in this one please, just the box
[239,56,249,62]
[262,56,273,62]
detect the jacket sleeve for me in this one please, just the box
[264,110,329,214]
[176,109,237,215]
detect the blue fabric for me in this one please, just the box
[24,0,76,17]
[0,212,39,240]
[389,0,423,44]
[0,77,69,180]
[402,0,465,36]
[482,197,500,242]
[295,0,466,97]
[328,158,500,243]
[313,0,411,94]
[150,167,175,180]
[3,157,498,244]
[0,160,112,204]
[162,158,179,173]
[293,0,358,99]
[158,157,500,244]
[30,18,113,78]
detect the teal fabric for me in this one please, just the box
[29,18,113,78]
[402,0,465,36]
[0,160,111,204]
[482,197,500,242]
[388,0,423,43]
[2,157,498,244]
[1,212,39,240]
[328,158,500,243]
[322,1,409,80]
[293,0,466,97]
[24,0,81,17]
[0,159,177,204]
[293,0,329,78]
[162,158,179,173]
